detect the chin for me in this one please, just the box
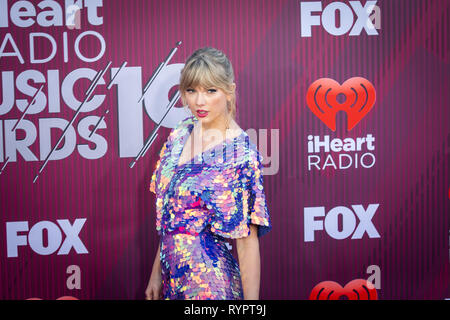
[195,113,223,128]
[196,115,213,124]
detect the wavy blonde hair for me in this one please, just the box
[179,47,236,119]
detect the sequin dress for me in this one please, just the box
[149,115,271,300]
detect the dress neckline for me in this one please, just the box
[176,116,245,169]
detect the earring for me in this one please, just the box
[225,113,230,130]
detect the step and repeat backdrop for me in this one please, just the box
[0,0,449,300]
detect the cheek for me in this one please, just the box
[210,96,228,112]
[185,96,196,107]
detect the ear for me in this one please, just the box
[227,83,236,101]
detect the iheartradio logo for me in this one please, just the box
[306,77,376,132]
[309,279,378,300]
[27,296,79,300]
[305,77,377,171]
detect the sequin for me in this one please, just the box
[149,115,271,300]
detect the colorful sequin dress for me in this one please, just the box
[149,115,271,300]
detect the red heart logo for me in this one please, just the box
[309,279,378,300]
[26,296,79,300]
[306,77,376,131]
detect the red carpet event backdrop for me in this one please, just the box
[0,0,449,300]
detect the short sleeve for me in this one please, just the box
[149,141,167,194]
[148,116,194,235]
[149,118,181,195]
[247,153,271,237]
[201,152,271,239]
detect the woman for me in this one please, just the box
[145,47,271,300]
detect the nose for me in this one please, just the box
[195,92,206,106]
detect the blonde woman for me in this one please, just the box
[145,47,271,300]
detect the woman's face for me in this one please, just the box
[183,85,232,129]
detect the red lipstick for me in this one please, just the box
[196,110,208,118]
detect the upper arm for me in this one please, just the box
[236,224,259,251]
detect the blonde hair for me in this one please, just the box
[179,47,236,119]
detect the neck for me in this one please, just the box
[197,115,230,133]
[193,114,233,144]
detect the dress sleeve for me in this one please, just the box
[149,139,170,235]
[201,152,271,239]
[149,118,180,194]
[149,140,168,194]
[149,116,193,235]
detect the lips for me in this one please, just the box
[196,110,209,118]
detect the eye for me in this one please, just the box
[186,88,195,93]
[207,88,217,93]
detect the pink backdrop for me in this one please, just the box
[0,0,449,299]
